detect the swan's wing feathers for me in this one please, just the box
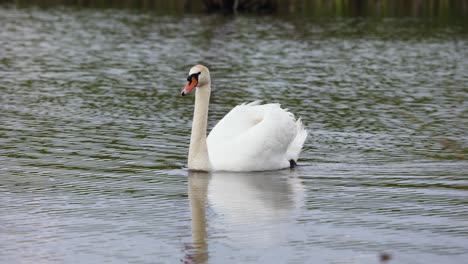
[247,100,262,106]
[207,102,264,144]
[208,102,304,171]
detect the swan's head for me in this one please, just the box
[181,65,210,96]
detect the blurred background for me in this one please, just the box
[8,0,468,18]
[1,1,467,264]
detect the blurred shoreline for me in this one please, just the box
[1,0,467,19]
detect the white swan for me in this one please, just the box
[181,64,307,172]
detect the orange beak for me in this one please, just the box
[181,76,198,96]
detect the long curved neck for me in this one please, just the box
[188,84,211,171]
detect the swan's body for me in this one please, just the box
[181,65,307,172]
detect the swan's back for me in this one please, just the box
[207,101,307,171]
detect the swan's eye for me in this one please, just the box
[187,72,202,83]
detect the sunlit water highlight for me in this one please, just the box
[0,6,467,264]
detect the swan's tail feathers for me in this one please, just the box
[286,118,308,163]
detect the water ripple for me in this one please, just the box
[1,6,467,264]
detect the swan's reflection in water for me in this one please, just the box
[186,169,304,263]
[187,172,210,264]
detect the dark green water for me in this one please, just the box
[0,5,467,264]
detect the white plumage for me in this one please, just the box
[181,65,307,172]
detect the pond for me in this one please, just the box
[0,4,467,264]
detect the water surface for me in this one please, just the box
[0,5,467,264]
